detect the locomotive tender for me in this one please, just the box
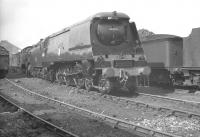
[28,11,150,93]
[142,34,183,87]
[142,28,200,89]
[0,46,9,78]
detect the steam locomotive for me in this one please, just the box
[0,46,9,78]
[23,11,150,93]
[20,46,33,73]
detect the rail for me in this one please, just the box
[117,96,200,119]
[138,92,200,105]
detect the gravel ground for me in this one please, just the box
[6,77,200,137]
[0,78,140,137]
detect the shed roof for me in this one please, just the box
[0,40,21,54]
[0,46,9,55]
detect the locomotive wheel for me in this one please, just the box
[74,78,85,89]
[49,70,55,83]
[85,78,93,91]
[64,76,71,86]
[98,78,119,94]
[125,76,137,93]
[56,74,63,84]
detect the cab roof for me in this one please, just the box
[91,11,130,20]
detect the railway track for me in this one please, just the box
[88,87,200,120]
[93,86,200,119]
[0,93,79,137]
[5,78,181,137]
[60,82,200,116]
[110,95,200,120]
[137,92,200,105]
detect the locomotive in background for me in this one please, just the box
[0,46,9,78]
[142,28,200,90]
[22,11,150,94]
[180,28,200,89]
[20,46,33,73]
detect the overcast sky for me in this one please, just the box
[0,0,199,49]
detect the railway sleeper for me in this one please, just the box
[171,111,189,118]
[190,114,200,120]
[158,107,172,112]
[135,127,155,137]
[136,102,147,108]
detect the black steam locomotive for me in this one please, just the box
[22,11,150,93]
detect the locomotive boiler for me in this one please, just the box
[28,11,150,93]
[0,46,9,78]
